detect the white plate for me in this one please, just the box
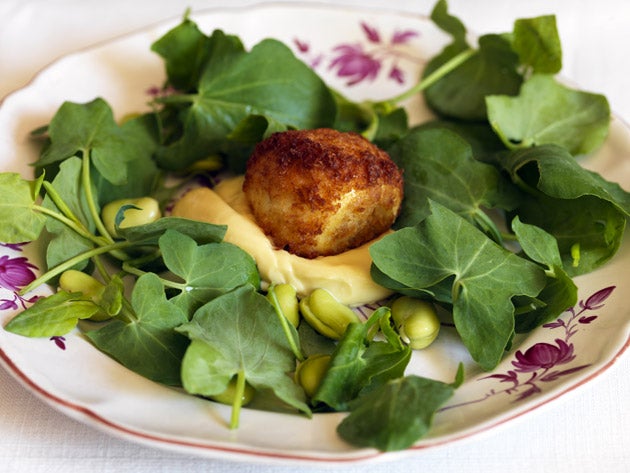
[0,3,628,465]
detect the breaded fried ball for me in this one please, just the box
[243,128,403,258]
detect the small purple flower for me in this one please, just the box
[0,255,38,292]
[581,285,615,310]
[512,339,575,372]
[329,44,381,86]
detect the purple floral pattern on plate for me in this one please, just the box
[295,21,422,86]
[0,251,40,311]
[442,286,615,410]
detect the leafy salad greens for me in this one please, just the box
[1,0,629,452]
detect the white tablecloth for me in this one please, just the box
[1,1,628,472]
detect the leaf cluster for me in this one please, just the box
[369,0,630,371]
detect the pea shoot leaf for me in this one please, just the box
[177,284,310,415]
[35,98,138,186]
[158,230,260,315]
[117,216,226,246]
[151,18,243,92]
[487,74,610,155]
[312,309,412,411]
[336,372,461,451]
[92,113,162,205]
[511,217,577,332]
[41,158,96,272]
[370,200,547,370]
[0,173,47,243]
[153,30,337,170]
[387,127,521,233]
[502,144,630,274]
[85,273,189,385]
[423,15,523,121]
[5,291,100,337]
[512,15,562,74]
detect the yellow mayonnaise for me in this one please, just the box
[171,176,393,306]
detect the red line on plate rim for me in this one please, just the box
[1,333,627,464]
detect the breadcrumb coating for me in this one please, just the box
[243,128,403,258]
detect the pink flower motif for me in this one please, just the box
[329,44,381,86]
[0,242,28,251]
[50,336,66,350]
[361,22,381,43]
[0,255,37,292]
[389,64,405,84]
[293,38,310,53]
[512,339,575,372]
[391,30,419,45]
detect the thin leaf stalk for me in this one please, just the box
[267,285,305,361]
[19,240,134,295]
[383,47,476,106]
[81,150,115,243]
[230,369,247,429]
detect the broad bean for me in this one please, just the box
[101,197,161,237]
[210,377,255,406]
[391,296,440,349]
[267,283,300,327]
[58,269,110,321]
[294,354,331,398]
[299,288,360,340]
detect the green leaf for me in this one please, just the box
[36,98,137,186]
[505,145,630,212]
[5,291,99,337]
[370,200,546,370]
[159,230,259,315]
[512,15,562,74]
[85,273,189,385]
[154,36,336,170]
[502,144,630,274]
[117,216,226,245]
[313,308,411,411]
[336,374,458,451]
[92,113,162,205]
[177,285,310,415]
[511,217,577,332]
[423,33,522,121]
[430,0,467,44]
[0,173,47,243]
[487,74,610,155]
[151,21,244,91]
[388,127,520,230]
[42,158,96,272]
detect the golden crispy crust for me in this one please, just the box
[243,128,403,258]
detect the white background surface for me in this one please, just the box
[0,1,628,472]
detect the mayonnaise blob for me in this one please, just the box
[171,176,393,306]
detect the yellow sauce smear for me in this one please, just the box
[171,176,393,306]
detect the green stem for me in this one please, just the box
[121,262,187,291]
[33,204,109,247]
[19,241,133,295]
[81,150,115,243]
[41,181,83,226]
[382,47,476,107]
[230,370,246,430]
[267,286,305,361]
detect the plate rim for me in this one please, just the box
[0,1,628,465]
